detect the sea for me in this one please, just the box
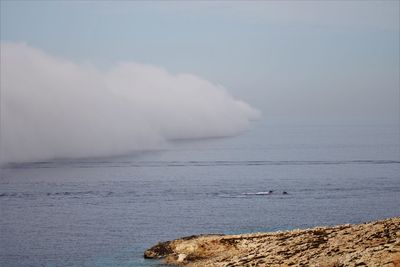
[1,122,399,267]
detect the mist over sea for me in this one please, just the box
[1,122,399,266]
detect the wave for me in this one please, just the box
[242,191,274,195]
[3,159,399,169]
[0,191,114,198]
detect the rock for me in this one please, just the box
[144,217,400,266]
[143,240,173,259]
[177,253,187,262]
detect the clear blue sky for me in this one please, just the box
[1,1,399,124]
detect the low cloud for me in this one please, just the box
[0,43,260,163]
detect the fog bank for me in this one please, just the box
[0,43,260,163]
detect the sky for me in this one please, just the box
[1,1,399,124]
[0,1,399,162]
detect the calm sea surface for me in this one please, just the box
[1,123,399,266]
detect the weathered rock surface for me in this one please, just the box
[144,217,400,266]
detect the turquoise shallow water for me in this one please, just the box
[1,123,399,266]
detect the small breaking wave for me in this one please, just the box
[242,191,274,196]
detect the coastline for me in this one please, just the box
[144,217,400,266]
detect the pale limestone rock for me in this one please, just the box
[145,217,400,267]
[177,253,187,262]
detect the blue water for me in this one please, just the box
[1,123,400,266]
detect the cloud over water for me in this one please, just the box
[0,43,259,163]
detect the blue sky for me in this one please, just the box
[1,1,399,124]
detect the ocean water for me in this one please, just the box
[1,122,399,267]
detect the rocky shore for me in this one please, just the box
[144,217,400,266]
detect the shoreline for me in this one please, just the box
[144,217,400,266]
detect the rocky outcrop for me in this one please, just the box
[144,217,400,266]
